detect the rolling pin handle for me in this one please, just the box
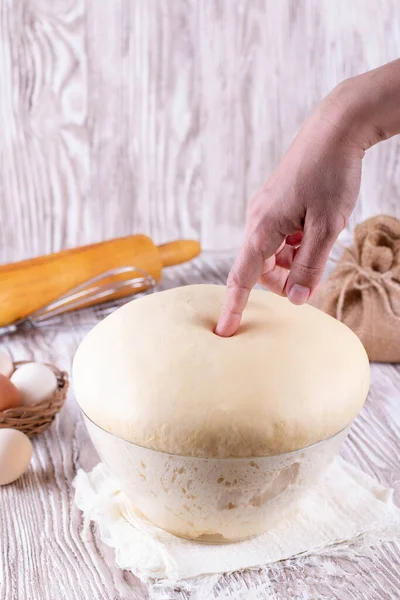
[157,240,201,268]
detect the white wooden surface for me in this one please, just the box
[1,1,400,599]
[1,0,400,261]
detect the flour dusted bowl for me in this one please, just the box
[73,285,370,542]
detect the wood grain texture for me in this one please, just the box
[83,0,400,248]
[1,0,400,259]
[0,0,89,263]
[1,257,400,600]
[0,0,400,598]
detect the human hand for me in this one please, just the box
[215,83,366,337]
[217,57,400,337]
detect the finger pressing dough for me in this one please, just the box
[73,285,370,458]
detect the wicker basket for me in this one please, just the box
[0,361,68,437]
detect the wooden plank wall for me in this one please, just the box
[0,0,399,263]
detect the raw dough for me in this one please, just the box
[73,285,370,458]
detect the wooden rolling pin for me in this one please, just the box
[0,235,201,327]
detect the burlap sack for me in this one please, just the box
[310,215,400,363]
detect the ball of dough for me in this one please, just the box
[11,363,58,407]
[0,351,13,378]
[0,374,21,411]
[73,285,370,458]
[0,429,33,486]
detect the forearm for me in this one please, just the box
[323,59,400,151]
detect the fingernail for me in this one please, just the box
[288,284,310,305]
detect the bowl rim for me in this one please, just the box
[81,408,350,461]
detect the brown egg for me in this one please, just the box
[0,374,21,411]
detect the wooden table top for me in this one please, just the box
[1,255,399,600]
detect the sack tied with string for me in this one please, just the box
[310,215,400,363]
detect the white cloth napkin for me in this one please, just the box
[74,457,400,598]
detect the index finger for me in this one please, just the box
[215,231,284,337]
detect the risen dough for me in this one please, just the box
[73,284,370,458]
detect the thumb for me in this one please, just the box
[286,217,342,304]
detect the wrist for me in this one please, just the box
[319,78,381,153]
[322,61,400,152]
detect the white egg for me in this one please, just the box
[0,351,13,378]
[11,363,58,407]
[0,428,33,485]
